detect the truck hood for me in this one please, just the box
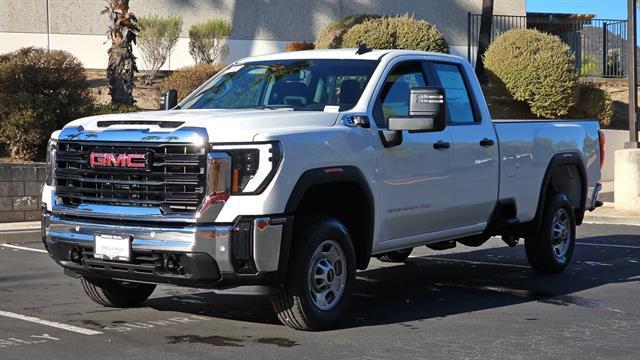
[61,109,340,143]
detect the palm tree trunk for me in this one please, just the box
[475,0,494,83]
[103,0,139,105]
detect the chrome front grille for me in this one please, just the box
[55,141,207,214]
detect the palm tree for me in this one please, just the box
[102,0,139,105]
[476,0,494,83]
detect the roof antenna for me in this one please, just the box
[356,43,372,55]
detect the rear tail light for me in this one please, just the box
[598,129,606,169]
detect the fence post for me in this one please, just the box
[468,12,472,64]
[603,22,608,77]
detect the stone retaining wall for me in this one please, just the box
[0,163,46,223]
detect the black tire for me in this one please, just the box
[377,248,413,263]
[525,193,576,274]
[81,277,156,307]
[271,216,356,331]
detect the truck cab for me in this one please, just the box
[42,49,603,330]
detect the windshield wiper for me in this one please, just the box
[252,105,295,111]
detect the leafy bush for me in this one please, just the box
[285,41,315,52]
[483,29,578,118]
[160,63,225,102]
[342,15,449,53]
[569,83,613,127]
[138,15,183,84]
[189,19,232,64]
[315,15,379,49]
[0,47,92,160]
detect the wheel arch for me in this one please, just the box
[285,166,375,270]
[532,152,588,231]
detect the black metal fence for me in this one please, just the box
[468,13,628,78]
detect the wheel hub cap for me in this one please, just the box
[551,208,571,260]
[308,240,346,311]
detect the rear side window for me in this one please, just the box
[433,63,476,124]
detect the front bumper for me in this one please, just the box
[42,212,292,289]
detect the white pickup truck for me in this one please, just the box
[42,49,604,330]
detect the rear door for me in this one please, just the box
[429,61,499,227]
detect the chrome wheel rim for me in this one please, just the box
[551,208,571,261]
[307,240,346,311]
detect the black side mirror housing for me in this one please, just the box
[159,89,178,110]
[388,87,446,132]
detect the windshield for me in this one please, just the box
[180,59,378,111]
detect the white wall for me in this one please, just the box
[0,32,471,70]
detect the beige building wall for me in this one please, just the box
[0,0,526,69]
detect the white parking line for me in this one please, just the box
[410,255,530,269]
[577,242,640,250]
[0,244,47,253]
[0,310,102,336]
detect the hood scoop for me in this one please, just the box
[96,120,184,128]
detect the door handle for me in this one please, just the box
[433,140,451,150]
[480,138,495,147]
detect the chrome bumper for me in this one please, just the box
[588,183,603,211]
[43,212,289,287]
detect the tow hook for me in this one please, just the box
[69,246,83,264]
[164,254,185,275]
[501,234,519,247]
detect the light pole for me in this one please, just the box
[628,0,639,147]
[45,0,51,51]
[615,0,640,211]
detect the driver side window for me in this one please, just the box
[375,61,427,127]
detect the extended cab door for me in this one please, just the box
[429,61,499,228]
[372,60,455,244]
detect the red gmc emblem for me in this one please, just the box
[89,152,147,169]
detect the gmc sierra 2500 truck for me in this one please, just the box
[42,49,604,330]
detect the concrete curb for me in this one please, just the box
[0,221,41,244]
[583,203,640,227]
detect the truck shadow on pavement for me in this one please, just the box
[145,234,640,329]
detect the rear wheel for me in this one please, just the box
[377,248,413,263]
[271,216,356,331]
[81,277,156,307]
[525,193,576,273]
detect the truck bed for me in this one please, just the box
[493,119,601,223]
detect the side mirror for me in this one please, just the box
[388,87,446,132]
[159,89,178,110]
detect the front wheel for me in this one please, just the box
[81,277,156,307]
[525,193,576,274]
[271,216,356,331]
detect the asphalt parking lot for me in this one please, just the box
[1,223,639,360]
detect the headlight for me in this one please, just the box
[212,142,282,195]
[197,142,282,221]
[45,139,57,186]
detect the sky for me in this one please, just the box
[527,0,628,20]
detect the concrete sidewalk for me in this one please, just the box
[0,221,40,243]
[583,202,640,227]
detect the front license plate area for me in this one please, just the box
[94,234,132,262]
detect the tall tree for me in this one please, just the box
[102,0,139,105]
[475,0,494,83]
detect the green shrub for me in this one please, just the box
[342,15,449,53]
[569,83,613,127]
[0,47,92,160]
[138,15,183,84]
[483,29,578,118]
[189,19,232,64]
[315,15,380,49]
[160,63,225,102]
[285,41,315,52]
